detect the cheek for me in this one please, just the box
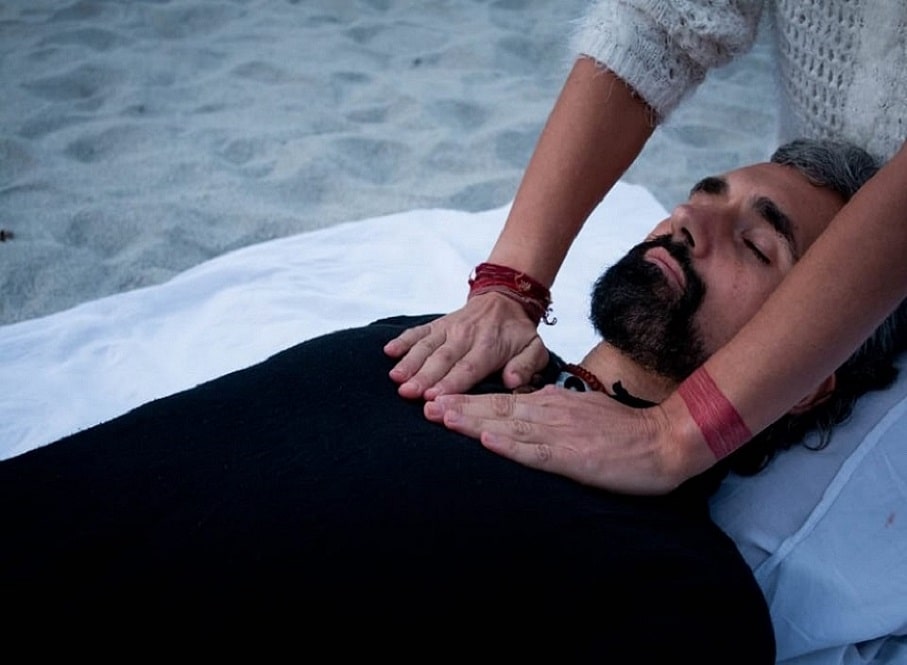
[695,269,781,350]
[646,219,671,240]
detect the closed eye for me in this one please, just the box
[745,239,771,265]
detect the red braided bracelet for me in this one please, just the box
[468,262,556,325]
[677,366,752,460]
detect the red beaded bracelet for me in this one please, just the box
[467,262,556,325]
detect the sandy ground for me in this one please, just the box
[0,0,778,325]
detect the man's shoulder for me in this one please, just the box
[367,313,445,330]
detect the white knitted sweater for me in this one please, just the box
[572,0,907,160]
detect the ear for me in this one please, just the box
[788,373,837,415]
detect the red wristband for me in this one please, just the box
[468,262,556,325]
[677,367,752,460]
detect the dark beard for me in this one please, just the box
[590,235,708,382]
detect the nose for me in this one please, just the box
[668,203,729,258]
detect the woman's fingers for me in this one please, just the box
[425,386,681,494]
[501,335,550,389]
[384,294,543,398]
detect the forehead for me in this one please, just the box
[721,162,846,250]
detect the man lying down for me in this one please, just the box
[1,139,903,661]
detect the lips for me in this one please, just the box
[644,246,686,292]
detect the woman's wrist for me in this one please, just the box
[676,366,752,460]
[652,382,729,486]
[468,262,556,325]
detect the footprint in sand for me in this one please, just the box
[21,63,122,102]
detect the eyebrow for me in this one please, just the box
[689,176,727,197]
[689,176,799,259]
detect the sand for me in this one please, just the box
[0,0,778,326]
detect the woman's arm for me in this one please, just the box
[675,138,907,471]
[486,57,656,285]
[426,140,907,493]
[385,0,766,399]
[385,57,655,399]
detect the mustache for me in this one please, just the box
[631,234,699,287]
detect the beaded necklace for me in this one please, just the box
[563,363,608,393]
[559,363,655,409]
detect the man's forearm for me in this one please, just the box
[487,56,655,287]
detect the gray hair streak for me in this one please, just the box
[770,138,880,201]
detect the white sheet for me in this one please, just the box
[2,182,904,664]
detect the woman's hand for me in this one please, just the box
[384,292,550,400]
[424,385,705,495]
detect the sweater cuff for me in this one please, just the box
[569,3,702,121]
[570,1,761,121]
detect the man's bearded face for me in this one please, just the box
[590,235,708,382]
